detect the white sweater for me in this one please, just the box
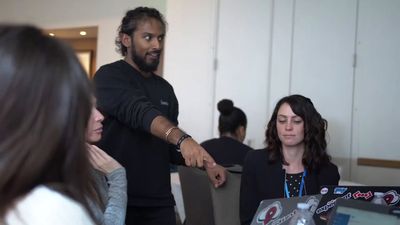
[5,186,95,225]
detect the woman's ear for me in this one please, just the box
[236,125,246,143]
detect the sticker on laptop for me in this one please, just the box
[384,190,400,205]
[333,187,348,195]
[256,201,282,225]
[320,187,329,195]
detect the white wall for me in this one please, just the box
[350,0,400,185]
[288,0,357,180]
[0,0,166,68]
[214,0,272,149]
[165,0,400,185]
[164,0,218,142]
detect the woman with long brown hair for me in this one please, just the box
[86,99,127,225]
[240,95,340,225]
[0,24,97,224]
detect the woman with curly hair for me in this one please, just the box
[239,94,339,225]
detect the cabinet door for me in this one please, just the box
[353,0,400,160]
[290,0,357,179]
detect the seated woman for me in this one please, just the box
[239,94,340,225]
[0,25,96,224]
[86,100,127,225]
[201,99,253,166]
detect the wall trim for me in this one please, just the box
[357,157,400,169]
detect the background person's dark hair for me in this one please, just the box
[265,94,331,171]
[0,25,97,222]
[115,7,167,56]
[217,99,247,135]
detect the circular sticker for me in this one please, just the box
[320,187,328,195]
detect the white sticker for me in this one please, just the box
[320,187,328,195]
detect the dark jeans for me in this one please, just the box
[125,206,176,225]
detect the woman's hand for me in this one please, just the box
[87,144,123,175]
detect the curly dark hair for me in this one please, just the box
[265,94,331,171]
[115,7,167,56]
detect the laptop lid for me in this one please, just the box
[250,195,321,225]
[327,198,399,225]
[314,185,400,225]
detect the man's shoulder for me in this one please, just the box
[151,74,176,93]
[96,60,130,74]
[94,60,141,84]
[152,73,172,84]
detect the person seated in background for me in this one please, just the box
[0,24,96,224]
[239,94,340,225]
[201,99,253,166]
[86,100,127,225]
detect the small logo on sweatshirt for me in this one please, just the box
[160,100,169,106]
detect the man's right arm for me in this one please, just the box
[93,66,224,185]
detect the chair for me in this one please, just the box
[209,171,241,225]
[177,166,215,225]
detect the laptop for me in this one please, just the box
[250,195,322,225]
[327,198,400,225]
[315,185,400,225]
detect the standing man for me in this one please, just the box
[94,7,225,225]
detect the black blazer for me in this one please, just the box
[239,149,340,225]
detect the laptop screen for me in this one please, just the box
[330,206,398,225]
[327,199,399,225]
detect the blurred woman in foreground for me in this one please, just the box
[0,24,96,225]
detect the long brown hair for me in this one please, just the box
[265,94,331,172]
[0,24,97,222]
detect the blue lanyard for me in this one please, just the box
[284,170,307,198]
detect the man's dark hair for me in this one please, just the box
[115,7,167,56]
[217,99,247,135]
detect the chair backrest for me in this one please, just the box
[209,171,241,225]
[178,166,215,225]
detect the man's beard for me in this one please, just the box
[130,44,160,72]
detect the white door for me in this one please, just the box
[289,0,358,179]
[164,0,218,141]
[351,0,400,184]
[214,0,272,148]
